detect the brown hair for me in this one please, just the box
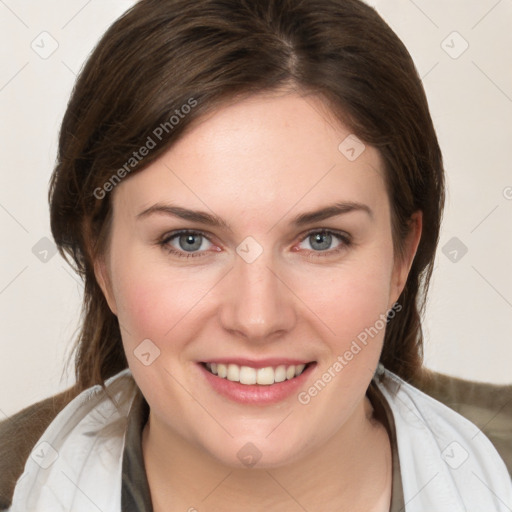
[49,0,444,393]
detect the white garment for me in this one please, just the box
[7,367,512,511]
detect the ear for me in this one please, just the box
[389,211,422,306]
[94,256,118,316]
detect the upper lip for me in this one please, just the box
[200,358,315,368]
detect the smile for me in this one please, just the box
[202,362,312,385]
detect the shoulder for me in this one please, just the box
[376,368,512,508]
[0,389,77,510]
[5,370,137,512]
[412,367,512,478]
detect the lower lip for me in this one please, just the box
[198,362,317,405]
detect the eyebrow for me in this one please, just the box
[136,201,373,229]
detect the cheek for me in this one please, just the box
[109,246,208,350]
[297,253,394,348]
[110,260,213,400]
[291,257,394,421]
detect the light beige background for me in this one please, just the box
[1,0,511,417]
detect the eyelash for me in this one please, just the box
[158,229,352,259]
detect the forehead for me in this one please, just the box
[113,92,387,224]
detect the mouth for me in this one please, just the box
[200,361,315,386]
[198,359,317,405]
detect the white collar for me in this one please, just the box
[8,368,512,511]
[375,369,512,511]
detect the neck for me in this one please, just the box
[142,395,392,512]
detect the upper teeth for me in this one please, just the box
[205,362,307,386]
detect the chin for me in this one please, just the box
[202,434,307,470]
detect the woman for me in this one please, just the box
[1,0,511,510]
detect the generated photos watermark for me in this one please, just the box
[93,97,198,200]
[297,302,402,405]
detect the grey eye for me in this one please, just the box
[178,233,204,252]
[307,232,335,251]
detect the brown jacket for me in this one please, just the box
[1,369,511,510]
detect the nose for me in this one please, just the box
[219,247,296,343]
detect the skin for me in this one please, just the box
[95,90,422,511]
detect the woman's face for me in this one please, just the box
[96,91,420,468]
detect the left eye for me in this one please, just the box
[297,230,347,253]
